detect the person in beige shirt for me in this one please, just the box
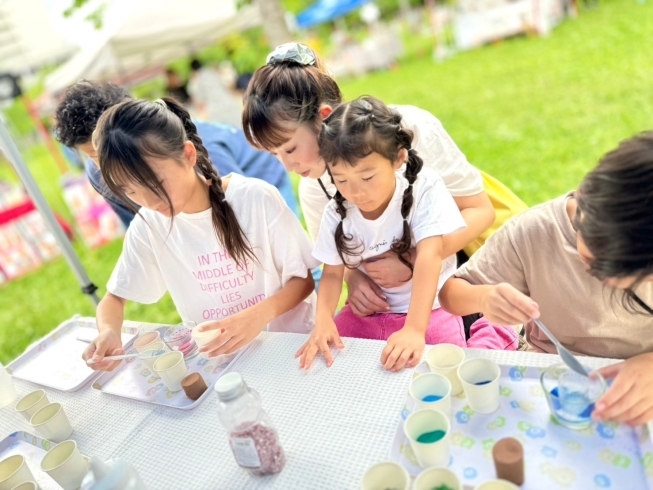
[439,132,653,426]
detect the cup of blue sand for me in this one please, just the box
[540,363,606,429]
[458,358,501,414]
[409,373,452,420]
[404,409,450,468]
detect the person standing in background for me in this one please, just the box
[165,68,190,105]
[188,58,242,127]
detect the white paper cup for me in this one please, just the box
[404,409,450,468]
[361,462,410,490]
[414,467,461,490]
[133,331,161,352]
[458,358,501,414]
[15,390,50,422]
[0,455,35,490]
[9,482,37,490]
[30,402,73,443]
[192,322,221,359]
[41,440,88,490]
[140,341,169,377]
[426,344,465,396]
[474,479,520,490]
[0,364,17,409]
[409,372,452,419]
[153,351,187,392]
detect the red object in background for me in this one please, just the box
[0,200,72,238]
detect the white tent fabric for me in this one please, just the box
[45,0,261,94]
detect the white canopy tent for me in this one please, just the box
[46,0,261,94]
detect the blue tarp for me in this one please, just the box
[296,0,371,29]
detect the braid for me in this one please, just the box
[161,98,257,266]
[330,168,363,267]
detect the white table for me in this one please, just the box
[0,326,620,489]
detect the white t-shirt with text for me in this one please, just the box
[299,104,483,241]
[108,174,319,332]
[312,168,466,313]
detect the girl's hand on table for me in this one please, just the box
[199,306,268,358]
[593,353,653,426]
[381,327,424,372]
[82,330,124,371]
[295,316,344,369]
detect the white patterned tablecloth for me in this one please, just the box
[0,321,624,489]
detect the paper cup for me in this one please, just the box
[0,455,35,490]
[426,344,465,395]
[140,341,169,377]
[41,440,88,490]
[9,482,37,490]
[30,402,73,443]
[474,479,520,490]
[458,358,501,414]
[0,364,17,409]
[404,409,450,468]
[409,372,452,419]
[414,467,461,490]
[192,322,222,359]
[133,331,161,352]
[361,462,410,490]
[15,390,50,422]
[153,351,187,392]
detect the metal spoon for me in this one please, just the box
[86,349,166,365]
[534,319,589,377]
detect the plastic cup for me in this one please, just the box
[9,482,37,490]
[458,358,501,414]
[540,362,606,429]
[153,351,188,392]
[361,462,410,490]
[404,409,450,468]
[41,440,88,490]
[0,455,35,490]
[474,479,520,490]
[192,322,222,359]
[133,331,161,353]
[426,344,465,395]
[30,402,73,443]
[163,322,198,360]
[414,467,461,490]
[0,363,17,409]
[409,372,452,419]
[140,341,169,377]
[15,390,50,422]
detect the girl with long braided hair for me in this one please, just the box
[297,97,517,372]
[82,97,319,371]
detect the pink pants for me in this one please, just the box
[334,304,518,350]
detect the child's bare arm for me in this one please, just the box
[82,292,127,371]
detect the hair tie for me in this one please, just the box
[266,43,316,66]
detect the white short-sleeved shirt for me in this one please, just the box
[300,104,483,241]
[108,174,320,332]
[312,168,466,313]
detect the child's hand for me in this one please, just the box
[362,250,414,289]
[346,268,390,317]
[381,327,425,372]
[592,353,653,426]
[480,283,540,325]
[82,330,124,371]
[199,306,268,358]
[295,317,344,369]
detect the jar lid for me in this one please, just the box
[215,372,244,400]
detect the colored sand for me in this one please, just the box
[416,430,446,443]
[475,380,491,385]
[422,394,442,402]
[550,387,594,419]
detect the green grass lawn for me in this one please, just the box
[1,0,652,363]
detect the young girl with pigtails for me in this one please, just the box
[297,97,517,372]
[82,97,319,371]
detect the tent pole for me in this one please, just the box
[0,119,100,306]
